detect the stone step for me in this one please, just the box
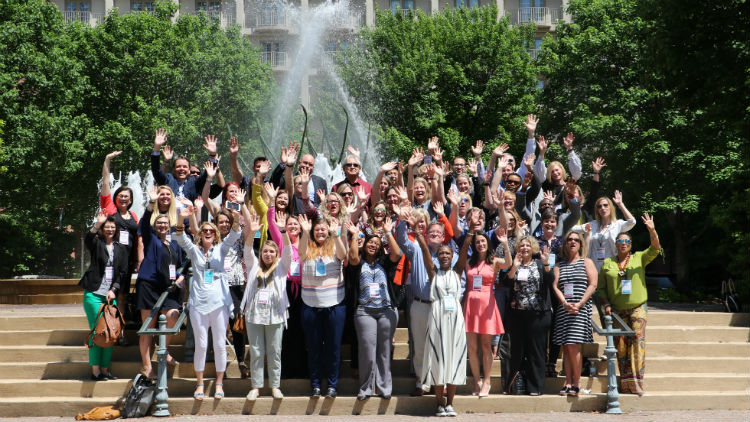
[2,324,746,346]
[1,372,746,399]
[644,311,750,327]
[0,293,83,305]
[1,391,748,417]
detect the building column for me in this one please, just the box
[562,0,570,22]
[234,0,245,28]
[495,0,504,21]
[301,0,308,9]
[172,0,180,22]
[365,0,374,26]
[104,0,114,15]
[430,0,438,15]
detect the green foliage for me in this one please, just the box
[0,0,274,277]
[537,0,749,290]
[340,6,539,161]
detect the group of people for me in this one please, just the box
[79,114,661,414]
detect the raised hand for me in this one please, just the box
[298,214,311,232]
[275,210,288,228]
[423,164,436,179]
[328,219,341,236]
[524,153,535,171]
[468,158,478,177]
[247,213,262,233]
[148,186,158,202]
[298,167,310,185]
[563,132,575,151]
[537,135,548,156]
[435,163,448,177]
[383,216,394,233]
[517,219,527,233]
[592,157,606,174]
[258,160,271,176]
[469,208,481,229]
[584,222,592,233]
[492,142,509,157]
[543,190,555,203]
[96,210,108,226]
[229,136,239,155]
[427,136,439,154]
[483,171,492,185]
[433,147,443,163]
[180,205,193,219]
[204,161,217,179]
[432,200,445,217]
[345,220,359,236]
[395,186,408,203]
[523,114,539,136]
[491,191,504,209]
[381,161,397,172]
[236,188,247,204]
[284,143,298,167]
[522,171,533,189]
[612,189,623,206]
[402,209,417,229]
[356,187,369,205]
[316,189,325,203]
[495,227,507,244]
[446,189,459,206]
[153,129,168,150]
[642,213,655,231]
[346,145,361,159]
[194,197,204,210]
[162,145,173,162]
[105,151,122,161]
[471,140,484,157]
[408,147,424,167]
[203,134,218,156]
[345,201,357,216]
[264,182,278,202]
[540,244,551,266]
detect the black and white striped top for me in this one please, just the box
[552,258,594,345]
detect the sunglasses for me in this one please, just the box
[616,239,632,245]
[344,163,360,168]
[374,208,387,212]
[340,191,353,197]
[202,228,215,234]
[327,199,340,204]
[189,171,201,175]
[295,181,303,185]
[597,203,610,209]
[506,179,521,185]
[358,233,365,238]
[459,198,470,203]
[567,238,581,244]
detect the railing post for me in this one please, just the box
[603,315,622,414]
[152,314,170,417]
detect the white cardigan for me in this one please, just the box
[572,217,636,270]
[240,243,291,327]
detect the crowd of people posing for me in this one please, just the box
[80,115,662,415]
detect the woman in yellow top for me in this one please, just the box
[597,213,661,396]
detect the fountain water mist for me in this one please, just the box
[263,0,380,188]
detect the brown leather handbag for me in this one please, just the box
[86,303,125,349]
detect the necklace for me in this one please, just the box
[617,254,630,278]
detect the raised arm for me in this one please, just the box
[151,129,169,185]
[228,136,243,183]
[534,136,548,185]
[406,147,423,203]
[297,214,311,262]
[642,213,661,250]
[562,132,582,181]
[383,217,402,262]
[100,151,122,200]
[518,114,538,181]
[453,227,473,276]
[373,162,394,204]
[328,219,347,261]
[492,228,512,271]
[612,190,636,225]
[346,221,360,266]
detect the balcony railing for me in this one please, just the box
[528,48,539,59]
[247,8,288,28]
[261,51,287,68]
[62,11,106,25]
[508,7,561,26]
[189,9,236,25]
[332,10,363,27]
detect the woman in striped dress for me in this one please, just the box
[551,231,598,396]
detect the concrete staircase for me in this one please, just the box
[0,297,748,416]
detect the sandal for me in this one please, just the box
[214,384,224,399]
[194,385,205,401]
[559,385,571,396]
[567,386,580,397]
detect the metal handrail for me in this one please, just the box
[137,283,188,417]
[592,313,635,414]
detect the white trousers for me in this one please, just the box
[247,322,284,389]
[189,307,229,373]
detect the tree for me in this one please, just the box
[340,6,539,161]
[537,0,749,292]
[0,0,275,277]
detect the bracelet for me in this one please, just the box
[279,229,286,233]
[149,200,156,204]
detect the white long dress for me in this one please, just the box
[421,269,467,386]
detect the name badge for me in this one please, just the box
[257,289,270,304]
[224,257,232,272]
[204,269,214,284]
[596,247,606,261]
[472,275,483,291]
[315,259,326,277]
[548,253,556,267]
[166,234,172,243]
[517,268,530,281]
[104,266,114,282]
[169,264,176,280]
[119,231,129,245]
[563,283,574,299]
[621,279,632,295]
[369,282,380,298]
[443,296,456,311]
[290,261,300,276]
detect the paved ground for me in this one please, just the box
[2,410,748,422]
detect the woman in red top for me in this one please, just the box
[100,151,139,332]
[462,223,512,397]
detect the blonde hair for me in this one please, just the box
[594,196,618,227]
[321,192,348,226]
[150,185,178,227]
[516,235,540,255]
[306,219,336,260]
[195,222,220,247]
[561,230,588,261]
[505,209,522,239]
[257,240,280,287]
[457,192,472,210]
[456,174,474,194]
[412,177,432,202]
[412,208,430,227]
[546,161,568,185]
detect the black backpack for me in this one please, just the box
[121,374,155,418]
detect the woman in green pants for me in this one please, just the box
[79,211,130,380]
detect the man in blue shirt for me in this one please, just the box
[150,129,209,202]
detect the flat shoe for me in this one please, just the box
[246,389,259,400]
[326,387,337,398]
[271,388,284,399]
[567,386,580,396]
[356,394,369,401]
[311,387,321,397]
[102,372,117,380]
[559,386,571,396]
[90,374,106,381]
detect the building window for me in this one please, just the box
[65,1,90,21]
[132,1,154,11]
[519,0,546,22]
[456,0,478,8]
[261,42,287,67]
[391,0,414,15]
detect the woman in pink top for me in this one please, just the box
[462,224,512,397]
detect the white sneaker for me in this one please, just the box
[444,405,457,417]
[271,388,284,399]
[246,389,259,400]
[436,405,447,417]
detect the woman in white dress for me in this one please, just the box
[410,210,468,417]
